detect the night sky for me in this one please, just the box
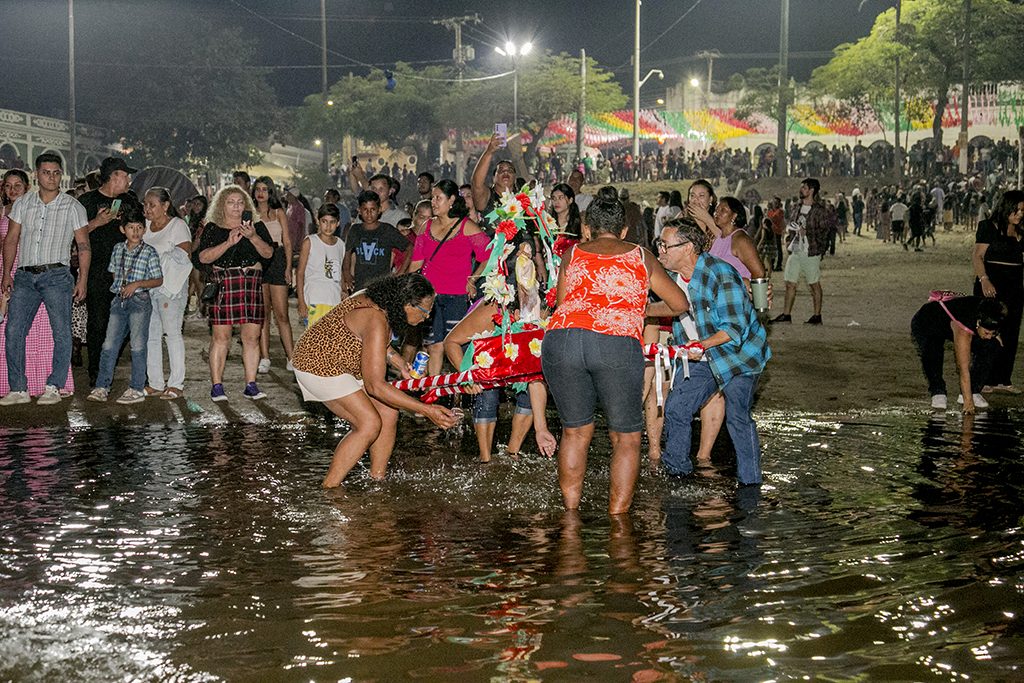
[3,0,886,123]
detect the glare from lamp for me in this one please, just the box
[521,42,532,56]
[314,139,322,146]
[690,78,699,87]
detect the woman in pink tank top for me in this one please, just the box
[708,196,764,284]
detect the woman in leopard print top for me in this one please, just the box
[292,273,458,486]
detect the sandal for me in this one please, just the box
[160,387,184,400]
[144,386,165,397]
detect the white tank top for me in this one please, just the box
[303,234,346,306]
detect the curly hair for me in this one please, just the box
[207,185,257,227]
[365,273,435,339]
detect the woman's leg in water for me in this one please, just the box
[321,389,382,487]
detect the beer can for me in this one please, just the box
[410,351,429,379]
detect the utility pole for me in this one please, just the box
[893,0,902,184]
[321,0,329,174]
[775,0,789,178]
[632,0,641,160]
[959,0,971,175]
[576,49,586,164]
[695,50,721,112]
[434,13,480,184]
[68,0,76,183]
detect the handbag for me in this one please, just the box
[201,280,220,304]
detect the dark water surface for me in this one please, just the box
[2,407,1024,682]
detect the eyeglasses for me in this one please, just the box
[414,304,431,317]
[653,238,688,253]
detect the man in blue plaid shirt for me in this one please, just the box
[648,217,771,486]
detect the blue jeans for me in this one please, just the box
[473,386,532,424]
[95,291,152,392]
[541,328,645,432]
[663,363,763,485]
[4,266,74,392]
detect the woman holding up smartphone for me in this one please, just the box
[197,185,274,401]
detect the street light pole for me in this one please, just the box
[321,0,329,175]
[632,0,641,159]
[68,0,76,183]
[776,0,789,178]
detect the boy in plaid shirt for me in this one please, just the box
[87,205,162,404]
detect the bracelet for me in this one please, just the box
[386,348,395,361]
[980,275,989,281]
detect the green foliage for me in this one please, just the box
[295,54,626,168]
[290,164,334,198]
[811,0,1024,145]
[93,21,278,174]
[734,67,798,125]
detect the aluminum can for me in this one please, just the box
[410,351,429,379]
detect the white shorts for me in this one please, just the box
[294,369,364,402]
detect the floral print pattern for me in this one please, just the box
[549,246,648,341]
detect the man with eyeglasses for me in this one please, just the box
[647,218,770,486]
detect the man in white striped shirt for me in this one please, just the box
[0,153,91,405]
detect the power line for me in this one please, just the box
[642,0,706,55]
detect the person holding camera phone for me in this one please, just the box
[78,157,137,388]
[197,185,274,402]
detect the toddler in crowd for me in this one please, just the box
[296,203,345,328]
[87,205,163,404]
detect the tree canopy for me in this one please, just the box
[92,22,278,174]
[810,0,1024,147]
[293,53,626,170]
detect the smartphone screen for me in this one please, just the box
[241,210,253,223]
[109,199,122,215]
[495,123,507,148]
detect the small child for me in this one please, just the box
[296,203,345,328]
[87,205,163,404]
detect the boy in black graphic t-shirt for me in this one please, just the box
[342,191,412,292]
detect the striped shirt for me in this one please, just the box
[687,252,770,387]
[8,191,88,268]
[107,242,162,294]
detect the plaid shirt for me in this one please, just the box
[107,242,162,293]
[8,191,88,268]
[687,252,770,387]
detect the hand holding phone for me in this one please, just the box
[109,199,122,216]
[494,123,507,148]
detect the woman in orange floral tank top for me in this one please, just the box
[543,187,688,515]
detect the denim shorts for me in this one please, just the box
[472,386,532,424]
[541,328,645,432]
[424,293,469,346]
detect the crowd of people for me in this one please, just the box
[1,142,1022,514]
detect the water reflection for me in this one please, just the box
[0,411,1022,681]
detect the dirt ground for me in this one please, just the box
[3,180,1021,428]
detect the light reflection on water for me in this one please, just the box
[0,410,1023,682]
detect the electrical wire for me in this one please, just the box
[226,0,515,84]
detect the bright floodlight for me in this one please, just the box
[505,41,516,56]
[327,100,334,106]
[494,46,507,56]
[690,78,699,87]
[657,98,665,105]
[521,42,532,56]
[314,139,322,146]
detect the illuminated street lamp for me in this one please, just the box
[495,41,532,133]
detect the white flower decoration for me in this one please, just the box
[529,337,543,357]
[503,343,519,361]
[474,351,494,369]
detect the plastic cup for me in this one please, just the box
[751,278,770,312]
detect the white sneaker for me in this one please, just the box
[258,358,271,374]
[87,387,109,402]
[286,359,295,372]
[957,393,989,409]
[115,388,146,404]
[0,390,30,406]
[36,385,62,405]
[931,394,947,409]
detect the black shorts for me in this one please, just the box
[263,246,288,287]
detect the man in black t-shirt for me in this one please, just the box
[78,156,137,386]
[342,191,412,292]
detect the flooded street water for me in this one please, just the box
[2,407,1023,682]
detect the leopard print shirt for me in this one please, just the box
[292,296,377,378]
